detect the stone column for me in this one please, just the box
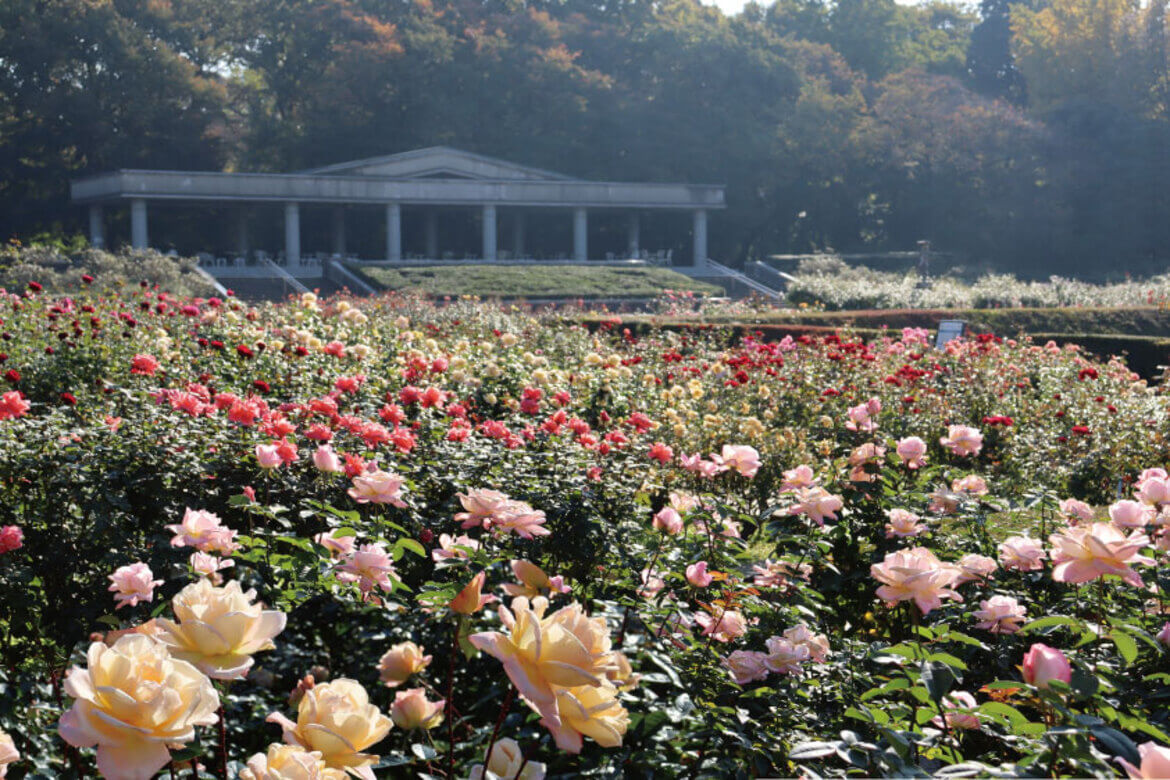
[573,207,588,263]
[692,209,708,268]
[130,199,148,249]
[627,212,640,258]
[331,206,346,257]
[512,212,525,257]
[482,204,497,261]
[284,202,301,265]
[425,211,438,259]
[88,205,105,249]
[385,202,402,262]
[235,210,249,259]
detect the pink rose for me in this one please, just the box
[686,561,713,588]
[1021,643,1071,688]
[108,562,163,609]
[933,691,980,730]
[940,425,983,457]
[885,509,926,539]
[1059,498,1094,525]
[314,530,356,558]
[763,637,810,674]
[895,436,928,468]
[973,595,1027,634]
[954,553,997,585]
[871,547,962,615]
[724,650,769,684]
[1109,500,1151,529]
[998,535,1046,572]
[695,609,747,643]
[717,445,760,478]
[780,465,817,492]
[312,445,344,473]
[788,487,844,526]
[335,543,396,596]
[1119,742,1170,779]
[653,507,683,535]
[1049,523,1153,587]
[348,470,408,507]
[0,525,23,554]
[255,443,282,469]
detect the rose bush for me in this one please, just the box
[0,282,1168,775]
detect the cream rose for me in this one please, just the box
[377,642,431,687]
[0,729,17,778]
[58,635,219,780]
[469,738,547,780]
[239,744,346,780]
[156,578,287,680]
[267,679,392,779]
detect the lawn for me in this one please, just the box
[349,263,724,298]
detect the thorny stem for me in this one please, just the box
[483,685,515,770]
[446,615,464,779]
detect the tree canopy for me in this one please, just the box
[2,0,1168,277]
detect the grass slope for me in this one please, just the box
[351,264,723,298]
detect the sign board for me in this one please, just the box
[935,320,967,349]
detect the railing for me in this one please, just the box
[259,256,311,296]
[705,260,784,300]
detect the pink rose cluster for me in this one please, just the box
[723,625,830,684]
[681,445,760,479]
[454,489,548,539]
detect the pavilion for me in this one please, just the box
[70,147,726,270]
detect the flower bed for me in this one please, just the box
[1,285,1170,777]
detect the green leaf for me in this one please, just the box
[921,660,955,703]
[1089,725,1140,767]
[789,741,840,760]
[1109,630,1139,665]
[1019,615,1082,634]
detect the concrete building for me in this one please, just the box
[71,147,725,271]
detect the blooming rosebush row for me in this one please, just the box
[0,282,1168,776]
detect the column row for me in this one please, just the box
[86,201,709,267]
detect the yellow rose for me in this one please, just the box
[58,635,219,780]
[267,679,392,779]
[240,744,346,780]
[156,579,286,680]
[469,597,617,726]
[543,683,629,754]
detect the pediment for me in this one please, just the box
[301,147,573,181]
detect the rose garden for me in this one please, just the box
[0,278,1169,777]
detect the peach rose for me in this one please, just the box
[782,624,830,662]
[348,469,407,507]
[377,642,431,687]
[502,560,571,599]
[780,464,817,491]
[1110,500,1151,529]
[156,578,286,680]
[58,635,219,780]
[871,547,962,614]
[451,571,496,615]
[0,729,17,778]
[787,486,844,526]
[454,489,513,528]
[389,688,445,730]
[1049,522,1153,587]
[267,679,392,779]
[695,609,748,643]
[166,507,239,555]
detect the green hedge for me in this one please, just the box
[350,263,723,298]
